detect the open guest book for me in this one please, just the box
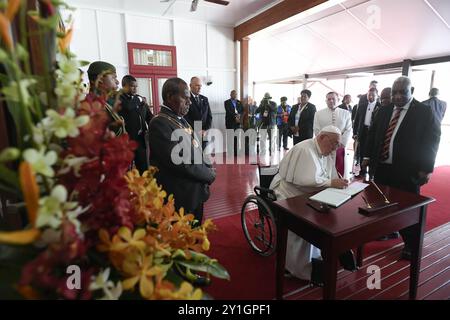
[309,181,369,208]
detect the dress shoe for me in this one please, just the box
[401,246,412,261]
[283,147,289,150]
[339,250,357,271]
[377,232,400,241]
[310,258,324,287]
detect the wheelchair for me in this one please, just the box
[241,164,279,256]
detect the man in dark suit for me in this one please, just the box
[184,76,212,149]
[362,76,441,260]
[119,75,153,174]
[422,88,447,124]
[338,94,353,113]
[224,90,243,156]
[148,77,216,226]
[224,90,243,129]
[353,87,380,175]
[288,89,316,145]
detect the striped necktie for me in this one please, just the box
[380,107,403,161]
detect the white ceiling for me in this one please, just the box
[249,0,450,81]
[67,0,280,26]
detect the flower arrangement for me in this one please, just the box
[0,0,228,300]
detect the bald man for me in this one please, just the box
[184,76,212,149]
[363,76,441,260]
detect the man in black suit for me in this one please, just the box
[422,88,447,124]
[224,90,243,129]
[288,89,316,145]
[184,76,212,149]
[353,87,380,175]
[119,75,153,174]
[362,76,441,260]
[224,90,243,156]
[338,94,353,113]
[148,78,216,225]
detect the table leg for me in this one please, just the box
[357,245,364,268]
[276,217,288,300]
[322,248,338,300]
[409,205,427,300]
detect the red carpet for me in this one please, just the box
[204,165,450,300]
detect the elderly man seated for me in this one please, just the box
[269,125,357,286]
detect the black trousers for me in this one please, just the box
[134,135,149,174]
[277,124,289,149]
[293,136,302,145]
[191,202,204,227]
[374,163,420,247]
[357,126,369,171]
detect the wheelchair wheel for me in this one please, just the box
[241,195,277,256]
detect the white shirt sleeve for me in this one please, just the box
[313,112,320,137]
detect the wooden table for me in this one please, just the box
[272,183,434,300]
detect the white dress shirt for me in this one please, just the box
[294,103,308,137]
[383,98,412,164]
[364,101,377,126]
[313,107,352,146]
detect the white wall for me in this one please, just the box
[67,2,237,152]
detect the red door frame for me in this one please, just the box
[127,42,178,114]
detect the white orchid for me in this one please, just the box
[23,148,57,177]
[89,268,123,300]
[58,155,90,177]
[36,185,78,229]
[41,108,89,139]
[55,55,82,107]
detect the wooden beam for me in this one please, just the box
[240,37,249,104]
[402,59,412,77]
[234,0,327,41]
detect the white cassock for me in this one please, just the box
[313,107,352,146]
[269,138,337,280]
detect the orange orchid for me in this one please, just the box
[0,0,21,50]
[5,0,21,21]
[0,162,41,245]
[121,253,166,299]
[58,27,73,53]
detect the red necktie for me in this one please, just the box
[380,107,403,161]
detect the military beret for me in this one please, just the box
[87,61,116,82]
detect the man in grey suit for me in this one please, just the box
[422,88,447,124]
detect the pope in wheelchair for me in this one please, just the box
[242,125,357,287]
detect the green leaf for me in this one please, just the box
[0,163,20,190]
[0,244,40,300]
[175,259,230,280]
[27,12,60,29]
[15,45,29,61]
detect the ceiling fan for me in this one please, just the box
[160,0,230,12]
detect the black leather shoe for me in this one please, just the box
[401,246,412,261]
[310,258,324,287]
[339,250,357,271]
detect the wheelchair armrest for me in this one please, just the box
[254,186,277,201]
